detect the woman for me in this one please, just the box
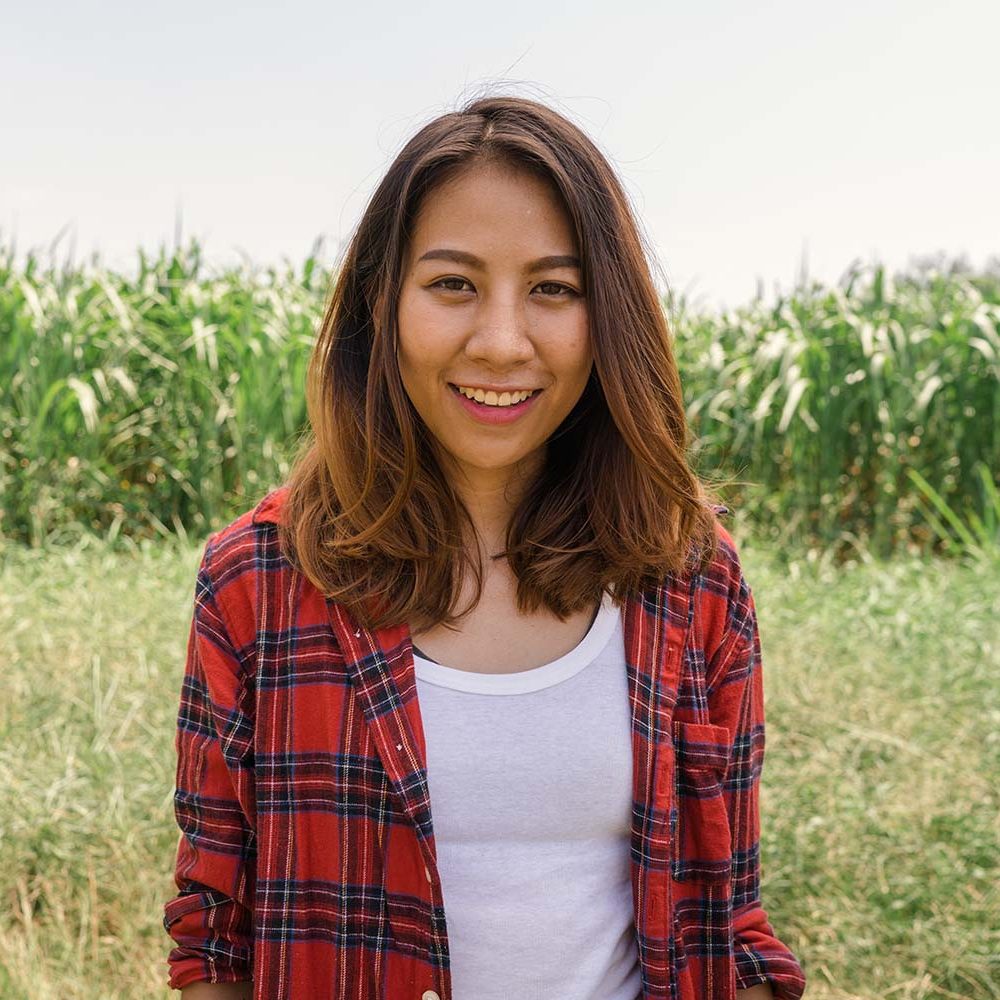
[164,95,806,1000]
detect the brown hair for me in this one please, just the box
[277,93,729,632]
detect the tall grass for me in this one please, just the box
[669,259,1000,561]
[1,239,997,561]
[0,239,320,547]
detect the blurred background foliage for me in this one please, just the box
[1,236,997,564]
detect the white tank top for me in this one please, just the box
[412,589,641,1000]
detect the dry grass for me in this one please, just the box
[0,530,997,999]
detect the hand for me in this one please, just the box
[736,984,776,1000]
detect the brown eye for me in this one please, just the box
[432,277,473,292]
[535,282,577,297]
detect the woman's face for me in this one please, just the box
[396,161,592,493]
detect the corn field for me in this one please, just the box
[1,238,997,560]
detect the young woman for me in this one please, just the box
[164,95,806,1000]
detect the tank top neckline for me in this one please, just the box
[411,589,620,695]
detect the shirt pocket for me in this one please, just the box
[671,720,733,884]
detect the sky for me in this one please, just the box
[2,0,997,313]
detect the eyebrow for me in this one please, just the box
[416,248,582,273]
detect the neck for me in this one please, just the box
[439,449,544,559]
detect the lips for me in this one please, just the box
[446,381,544,424]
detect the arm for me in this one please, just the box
[707,568,806,1000]
[164,540,256,990]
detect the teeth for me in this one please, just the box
[455,385,537,407]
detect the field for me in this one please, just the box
[0,533,996,998]
[1,242,998,560]
[1,244,998,998]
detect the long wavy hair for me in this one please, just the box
[277,94,730,632]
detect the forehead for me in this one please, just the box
[407,163,577,252]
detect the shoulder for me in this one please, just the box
[250,483,291,528]
[693,503,743,594]
[687,506,752,675]
[204,485,289,563]
[196,485,294,634]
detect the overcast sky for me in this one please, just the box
[3,0,997,312]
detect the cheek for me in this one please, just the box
[398,342,447,398]
[555,322,592,381]
[397,293,459,370]
[397,304,434,386]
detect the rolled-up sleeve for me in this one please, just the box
[163,541,256,989]
[707,568,807,1000]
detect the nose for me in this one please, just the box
[464,295,535,367]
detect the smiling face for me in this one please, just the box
[396,161,592,502]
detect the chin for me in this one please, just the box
[467,446,546,473]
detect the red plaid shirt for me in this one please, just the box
[163,486,806,1000]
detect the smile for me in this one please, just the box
[451,384,540,407]
[447,383,544,424]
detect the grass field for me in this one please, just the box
[0,525,996,999]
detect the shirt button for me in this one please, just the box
[421,991,441,1000]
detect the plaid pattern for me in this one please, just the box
[163,487,806,999]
